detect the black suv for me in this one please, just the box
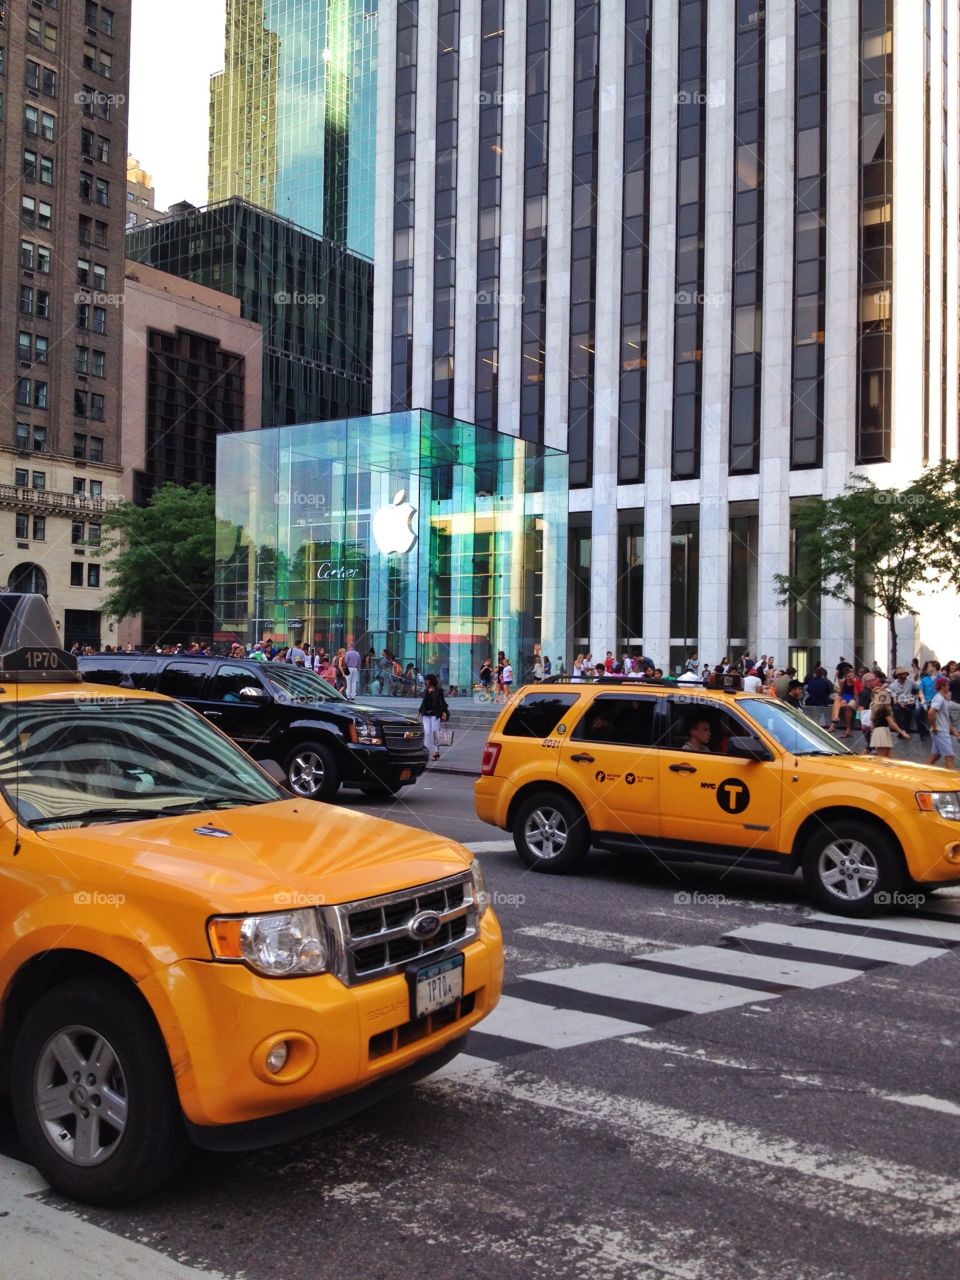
[78,654,427,801]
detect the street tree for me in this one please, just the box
[102,483,217,644]
[773,460,960,670]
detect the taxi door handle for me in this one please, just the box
[570,752,595,763]
[669,762,696,773]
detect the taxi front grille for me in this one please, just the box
[327,872,479,986]
[369,992,477,1060]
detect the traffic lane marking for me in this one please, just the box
[629,943,859,989]
[522,961,778,1014]
[727,922,948,966]
[476,993,648,1048]
[807,910,960,944]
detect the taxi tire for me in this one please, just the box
[11,977,187,1206]
[512,791,590,873]
[800,818,902,916]
[284,740,340,801]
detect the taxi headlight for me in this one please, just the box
[917,792,960,821]
[471,857,489,917]
[208,909,328,976]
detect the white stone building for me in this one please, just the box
[372,0,960,673]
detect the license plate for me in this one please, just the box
[399,768,412,782]
[414,955,463,1018]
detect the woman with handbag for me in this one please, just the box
[419,674,449,761]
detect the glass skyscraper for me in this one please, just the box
[209,0,378,258]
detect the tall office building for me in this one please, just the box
[209,0,379,258]
[0,0,130,650]
[373,0,960,670]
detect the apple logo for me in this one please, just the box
[372,489,418,555]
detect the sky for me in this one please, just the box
[128,0,227,209]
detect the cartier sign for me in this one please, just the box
[316,562,360,581]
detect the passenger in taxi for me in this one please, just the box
[681,718,713,753]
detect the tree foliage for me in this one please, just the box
[102,484,217,641]
[773,460,960,665]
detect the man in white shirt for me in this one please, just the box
[743,668,763,694]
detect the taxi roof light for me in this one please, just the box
[0,593,80,683]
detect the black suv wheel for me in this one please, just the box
[284,740,340,801]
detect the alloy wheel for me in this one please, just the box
[817,839,880,903]
[34,1025,128,1167]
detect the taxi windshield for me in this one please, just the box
[740,699,853,756]
[0,697,284,829]
[262,664,343,703]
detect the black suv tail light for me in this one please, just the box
[480,742,501,776]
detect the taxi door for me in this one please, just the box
[556,692,660,839]
[658,697,782,853]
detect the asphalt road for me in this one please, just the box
[2,773,960,1280]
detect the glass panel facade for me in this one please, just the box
[569,525,591,651]
[728,510,758,655]
[669,508,699,671]
[788,500,821,676]
[617,518,644,647]
[209,0,378,258]
[475,0,505,431]
[215,411,568,691]
[431,0,459,417]
[391,1,418,410]
[519,0,550,444]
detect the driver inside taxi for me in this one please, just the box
[681,717,713,753]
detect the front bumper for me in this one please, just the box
[344,743,428,788]
[142,912,502,1133]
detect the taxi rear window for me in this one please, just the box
[502,692,579,738]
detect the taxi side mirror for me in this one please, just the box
[727,736,774,762]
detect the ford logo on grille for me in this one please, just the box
[409,910,443,942]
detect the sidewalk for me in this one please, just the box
[358,693,947,777]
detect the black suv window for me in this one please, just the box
[571,695,658,746]
[157,661,207,699]
[81,658,154,689]
[502,692,580,738]
[211,665,265,702]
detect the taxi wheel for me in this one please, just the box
[801,819,902,915]
[284,740,340,801]
[11,977,187,1206]
[513,791,590,873]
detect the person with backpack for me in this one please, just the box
[419,674,449,760]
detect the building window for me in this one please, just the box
[24,105,38,135]
[15,422,29,449]
[35,336,48,365]
[14,469,29,488]
[728,510,759,655]
[72,522,85,545]
[70,562,84,587]
[39,155,53,184]
[32,516,45,541]
[20,238,34,270]
[857,0,893,462]
[75,390,88,417]
[89,436,104,462]
[36,290,50,319]
[34,382,47,409]
[90,394,105,422]
[90,480,103,499]
[431,0,460,419]
[79,214,92,243]
[672,0,708,480]
[101,8,114,37]
[16,377,30,406]
[21,195,36,225]
[17,331,31,361]
[37,201,51,229]
[73,477,86,495]
[669,510,699,672]
[80,171,93,200]
[567,0,601,488]
[36,244,50,272]
[32,471,45,491]
[474,0,505,432]
[93,263,106,291]
[20,286,34,316]
[87,564,101,589]
[618,0,653,481]
[99,50,111,78]
[23,147,37,179]
[95,177,109,206]
[518,0,551,445]
[390,1,418,410]
[77,256,91,285]
[93,306,107,334]
[75,346,89,374]
[569,526,592,649]
[83,42,96,70]
[96,135,110,162]
[76,303,89,328]
[74,433,88,459]
[94,219,108,247]
[91,349,105,378]
[790,0,827,468]
[81,127,94,159]
[27,16,41,45]
[617,519,645,647]
[88,522,101,545]
[15,514,28,540]
[730,0,765,475]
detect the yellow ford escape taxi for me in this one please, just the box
[475,677,960,914]
[0,594,502,1205]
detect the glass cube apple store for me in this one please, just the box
[215,412,569,688]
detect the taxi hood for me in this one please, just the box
[38,799,474,912]
[800,751,960,791]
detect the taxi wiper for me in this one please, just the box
[27,799,257,829]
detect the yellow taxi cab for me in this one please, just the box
[475,676,960,914]
[0,594,502,1205]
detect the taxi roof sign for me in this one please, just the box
[0,593,80,682]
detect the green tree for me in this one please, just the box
[102,484,217,644]
[774,461,960,669]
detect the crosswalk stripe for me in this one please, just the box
[726,922,949,966]
[477,993,648,1048]
[807,910,960,943]
[522,961,776,1014]
[631,943,859,989]
[517,922,683,954]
